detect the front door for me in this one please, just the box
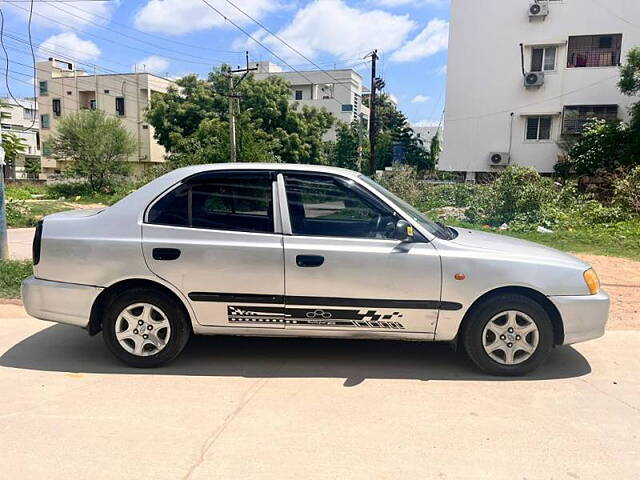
[142,170,285,328]
[280,173,442,335]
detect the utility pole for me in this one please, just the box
[227,52,257,162]
[0,118,7,260]
[367,50,379,174]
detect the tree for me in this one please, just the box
[557,47,640,177]
[332,120,366,170]
[1,132,27,167]
[365,93,433,172]
[146,68,334,166]
[50,109,136,191]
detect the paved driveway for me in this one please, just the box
[0,307,638,479]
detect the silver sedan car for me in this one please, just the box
[21,164,609,375]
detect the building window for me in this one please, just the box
[52,98,61,117]
[89,99,97,110]
[531,46,557,72]
[526,116,552,141]
[115,97,125,116]
[567,34,622,68]
[341,104,354,112]
[563,105,618,134]
[42,142,51,157]
[23,108,36,120]
[294,90,303,100]
[40,114,50,129]
[39,81,48,96]
[104,89,110,94]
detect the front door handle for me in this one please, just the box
[152,248,181,261]
[296,255,324,268]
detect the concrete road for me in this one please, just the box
[0,310,638,479]
[7,227,35,260]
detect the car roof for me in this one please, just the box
[170,163,363,180]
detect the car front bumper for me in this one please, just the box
[549,290,610,346]
[21,276,103,329]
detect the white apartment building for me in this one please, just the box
[1,98,40,180]
[252,62,370,140]
[411,125,442,148]
[37,58,175,177]
[440,0,640,179]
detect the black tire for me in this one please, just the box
[463,294,554,376]
[102,288,191,368]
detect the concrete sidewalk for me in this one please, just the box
[7,227,35,260]
[0,309,638,479]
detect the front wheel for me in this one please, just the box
[102,288,191,368]
[463,294,554,376]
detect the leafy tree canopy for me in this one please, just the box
[146,68,334,166]
[50,109,136,191]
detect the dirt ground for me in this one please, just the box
[576,254,640,330]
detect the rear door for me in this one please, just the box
[142,170,285,328]
[280,172,442,335]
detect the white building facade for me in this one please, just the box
[37,58,175,177]
[1,98,40,180]
[440,0,640,179]
[252,62,369,140]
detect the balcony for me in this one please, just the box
[567,34,622,68]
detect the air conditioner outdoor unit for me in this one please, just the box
[529,1,549,18]
[489,152,510,167]
[524,71,545,88]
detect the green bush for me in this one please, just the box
[5,199,37,228]
[613,166,640,214]
[5,187,32,200]
[0,260,32,298]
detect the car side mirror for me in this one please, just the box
[394,220,415,242]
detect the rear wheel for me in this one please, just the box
[102,289,190,368]
[463,294,554,376]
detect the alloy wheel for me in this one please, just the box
[115,303,171,357]
[482,310,539,365]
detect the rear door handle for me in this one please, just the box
[152,248,181,261]
[296,255,324,268]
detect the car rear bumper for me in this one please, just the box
[21,276,103,329]
[549,290,610,346]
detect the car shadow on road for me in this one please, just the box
[0,324,591,385]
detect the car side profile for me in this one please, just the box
[21,164,609,376]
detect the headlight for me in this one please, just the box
[583,268,600,295]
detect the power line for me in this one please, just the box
[217,0,365,103]
[47,1,239,65]
[7,2,223,66]
[53,0,243,55]
[198,0,348,111]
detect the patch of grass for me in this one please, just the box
[448,220,640,262]
[0,260,32,298]
[6,200,80,228]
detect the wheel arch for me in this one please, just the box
[456,286,564,348]
[89,278,194,336]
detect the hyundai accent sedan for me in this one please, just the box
[21,164,609,375]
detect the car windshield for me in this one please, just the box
[359,175,453,240]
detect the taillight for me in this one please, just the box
[33,220,43,265]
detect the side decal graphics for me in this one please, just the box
[189,292,463,311]
[227,306,406,329]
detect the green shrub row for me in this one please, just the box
[377,165,640,232]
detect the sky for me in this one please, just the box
[0,0,450,125]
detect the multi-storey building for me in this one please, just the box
[252,61,369,140]
[440,0,640,180]
[0,98,40,180]
[37,58,175,177]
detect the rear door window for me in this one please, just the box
[147,171,274,233]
